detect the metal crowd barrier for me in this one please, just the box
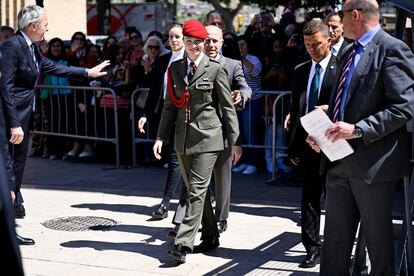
[267,91,291,181]
[130,88,151,167]
[33,85,121,167]
[129,89,292,172]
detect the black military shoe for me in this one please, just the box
[217,220,227,233]
[298,250,320,268]
[193,236,220,253]
[167,244,190,264]
[151,205,168,220]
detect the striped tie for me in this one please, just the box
[332,43,358,122]
[31,44,39,71]
[188,61,196,80]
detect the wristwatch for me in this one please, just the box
[353,125,363,138]
[84,68,89,78]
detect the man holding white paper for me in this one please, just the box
[306,0,414,274]
[287,19,337,268]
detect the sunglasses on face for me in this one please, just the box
[130,35,140,40]
[338,8,363,19]
[74,37,84,41]
[147,45,160,50]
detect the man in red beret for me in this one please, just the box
[153,19,240,264]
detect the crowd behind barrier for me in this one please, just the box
[32,85,121,167]
[32,84,293,176]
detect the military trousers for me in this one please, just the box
[175,151,219,250]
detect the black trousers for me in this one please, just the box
[160,146,182,207]
[320,161,396,276]
[8,104,32,206]
[299,149,324,254]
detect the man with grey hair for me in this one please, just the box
[288,18,337,268]
[204,25,250,234]
[307,0,414,274]
[0,5,109,245]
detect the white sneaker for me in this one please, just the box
[243,165,257,175]
[67,150,78,157]
[79,150,95,158]
[232,163,247,173]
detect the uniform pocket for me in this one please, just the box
[197,118,222,129]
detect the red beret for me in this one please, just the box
[182,19,208,40]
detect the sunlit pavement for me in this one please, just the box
[18,157,321,275]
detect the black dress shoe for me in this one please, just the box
[16,234,35,246]
[151,205,168,220]
[167,224,179,238]
[217,220,227,233]
[15,205,26,219]
[167,244,190,263]
[298,250,320,268]
[193,236,219,253]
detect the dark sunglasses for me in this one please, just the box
[147,45,160,50]
[130,35,140,39]
[74,37,84,41]
[338,8,363,19]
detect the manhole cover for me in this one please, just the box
[42,216,117,231]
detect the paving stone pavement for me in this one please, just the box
[16,157,322,275]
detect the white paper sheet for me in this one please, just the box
[300,108,354,162]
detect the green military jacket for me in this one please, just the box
[157,54,239,155]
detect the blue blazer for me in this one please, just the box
[0,31,86,129]
[325,29,414,183]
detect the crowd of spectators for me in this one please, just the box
[0,6,316,172]
[8,2,410,174]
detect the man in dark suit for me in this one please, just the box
[288,19,337,269]
[0,5,109,245]
[153,19,240,264]
[204,25,251,232]
[325,12,349,58]
[307,0,414,274]
[0,50,24,274]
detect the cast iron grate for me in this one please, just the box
[42,216,117,231]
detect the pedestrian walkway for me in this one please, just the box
[18,158,321,275]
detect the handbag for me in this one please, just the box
[99,94,130,109]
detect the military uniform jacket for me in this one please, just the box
[157,55,239,155]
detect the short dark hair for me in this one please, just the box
[0,25,14,33]
[303,19,329,38]
[206,10,224,22]
[70,31,86,44]
[325,11,339,21]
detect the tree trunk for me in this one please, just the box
[207,0,244,32]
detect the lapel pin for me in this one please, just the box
[330,65,335,70]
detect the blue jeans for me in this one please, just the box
[238,99,261,165]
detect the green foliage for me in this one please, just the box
[208,0,386,10]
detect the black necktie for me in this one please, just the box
[188,61,196,80]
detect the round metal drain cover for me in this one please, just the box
[42,216,117,231]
